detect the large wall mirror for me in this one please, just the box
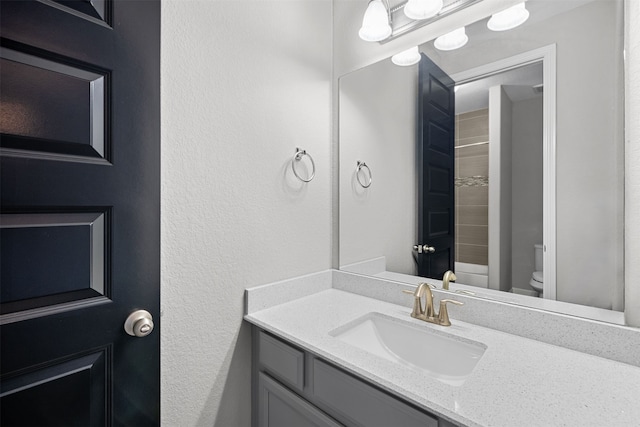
[339,0,625,323]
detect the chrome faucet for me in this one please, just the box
[402,283,463,326]
[442,270,457,290]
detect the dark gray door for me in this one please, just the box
[416,53,455,279]
[0,1,160,425]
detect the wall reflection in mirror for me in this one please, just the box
[339,0,624,318]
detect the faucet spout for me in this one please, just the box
[442,270,457,290]
[422,285,436,320]
[402,283,436,320]
[402,283,464,326]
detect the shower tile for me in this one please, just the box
[457,205,488,225]
[458,155,489,177]
[456,187,488,206]
[458,108,488,121]
[458,225,488,246]
[458,244,488,265]
[457,135,488,147]
[457,143,489,158]
[457,116,489,140]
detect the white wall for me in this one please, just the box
[511,96,543,292]
[161,1,332,425]
[488,86,513,292]
[339,60,416,273]
[625,0,640,326]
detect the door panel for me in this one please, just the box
[0,212,106,307]
[416,53,455,279]
[1,350,108,427]
[0,0,160,424]
[0,45,107,161]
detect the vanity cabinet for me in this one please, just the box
[258,372,342,427]
[252,327,458,427]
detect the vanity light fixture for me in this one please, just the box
[359,0,392,42]
[487,2,530,32]
[434,27,468,51]
[403,0,443,20]
[362,0,481,44]
[391,46,421,66]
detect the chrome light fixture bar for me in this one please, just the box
[379,0,482,44]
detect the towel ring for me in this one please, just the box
[291,147,315,183]
[356,161,372,188]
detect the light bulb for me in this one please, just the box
[359,0,392,42]
[404,0,443,20]
[392,46,421,66]
[434,27,468,51]
[487,2,530,32]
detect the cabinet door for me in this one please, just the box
[259,373,343,427]
[312,359,438,427]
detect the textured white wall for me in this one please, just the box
[161,1,332,425]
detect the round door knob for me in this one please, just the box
[124,310,154,337]
[425,246,435,253]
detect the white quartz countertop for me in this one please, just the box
[245,288,640,427]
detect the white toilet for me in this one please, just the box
[529,243,544,296]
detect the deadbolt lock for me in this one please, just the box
[124,309,154,338]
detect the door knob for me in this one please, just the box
[124,310,154,337]
[413,245,435,254]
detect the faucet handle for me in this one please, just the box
[437,299,464,326]
[401,283,432,297]
[455,290,476,296]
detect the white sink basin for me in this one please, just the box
[330,313,486,386]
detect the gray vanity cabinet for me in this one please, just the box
[252,327,457,427]
[258,373,342,427]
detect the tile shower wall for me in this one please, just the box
[455,109,489,265]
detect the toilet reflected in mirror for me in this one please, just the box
[529,244,544,297]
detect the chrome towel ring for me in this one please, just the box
[356,161,372,188]
[291,147,316,183]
